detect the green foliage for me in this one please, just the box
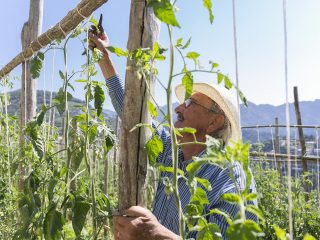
[30,51,44,79]
[202,0,214,24]
[255,165,320,239]
[148,0,180,27]
[44,205,65,240]
[72,196,90,237]
[182,72,193,100]
[145,135,163,166]
[93,84,105,117]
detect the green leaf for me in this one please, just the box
[190,187,209,205]
[203,0,214,24]
[175,38,183,47]
[224,76,232,90]
[235,87,248,107]
[221,193,241,204]
[106,46,128,57]
[104,131,115,153]
[209,209,232,224]
[147,100,158,118]
[59,70,65,80]
[72,198,90,237]
[181,38,191,49]
[43,206,65,240]
[182,72,193,100]
[158,165,184,176]
[177,127,196,135]
[210,61,219,70]
[53,88,72,115]
[217,73,224,84]
[196,177,212,191]
[303,234,316,240]
[148,0,180,27]
[75,79,87,83]
[227,220,263,240]
[30,52,44,79]
[245,205,264,221]
[145,135,163,166]
[245,193,257,201]
[186,52,200,66]
[130,123,154,133]
[273,225,288,240]
[37,105,48,126]
[94,85,105,117]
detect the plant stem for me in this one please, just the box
[166,24,186,239]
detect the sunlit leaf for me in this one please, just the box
[145,135,163,166]
[203,0,214,24]
[190,187,209,205]
[106,46,128,57]
[181,38,191,49]
[182,72,193,100]
[221,193,241,204]
[148,100,158,118]
[148,0,180,27]
[273,225,288,240]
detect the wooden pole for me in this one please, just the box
[293,86,310,195]
[118,1,160,212]
[19,0,44,190]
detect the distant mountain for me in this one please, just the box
[3,89,320,142]
[4,89,117,129]
[241,100,320,141]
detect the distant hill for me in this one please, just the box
[5,89,117,129]
[3,89,320,142]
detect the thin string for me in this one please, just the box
[49,47,56,137]
[3,78,12,200]
[316,127,319,207]
[59,22,67,38]
[232,0,241,129]
[76,7,87,19]
[270,125,277,169]
[282,0,293,238]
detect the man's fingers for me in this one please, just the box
[126,206,152,218]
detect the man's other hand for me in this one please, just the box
[113,206,178,240]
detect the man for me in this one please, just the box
[89,32,256,240]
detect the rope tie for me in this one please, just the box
[45,27,54,42]
[36,38,45,48]
[59,22,67,38]
[76,7,87,19]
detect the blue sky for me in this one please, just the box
[1,0,320,111]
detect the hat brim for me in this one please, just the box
[175,83,241,144]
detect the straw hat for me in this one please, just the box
[175,83,241,145]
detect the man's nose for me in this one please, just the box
[174,102,185,113]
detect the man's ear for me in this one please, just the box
[206,114,225,134]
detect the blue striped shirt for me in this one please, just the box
[106,75,257,239]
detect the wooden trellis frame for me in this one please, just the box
[0,0,108,79]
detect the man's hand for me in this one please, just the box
[88,30,116,79]
[88,32,109,54]
[113,206,179,240]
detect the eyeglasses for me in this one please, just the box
[184,98,224,115]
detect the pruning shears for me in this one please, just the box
[90,14,107,40]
